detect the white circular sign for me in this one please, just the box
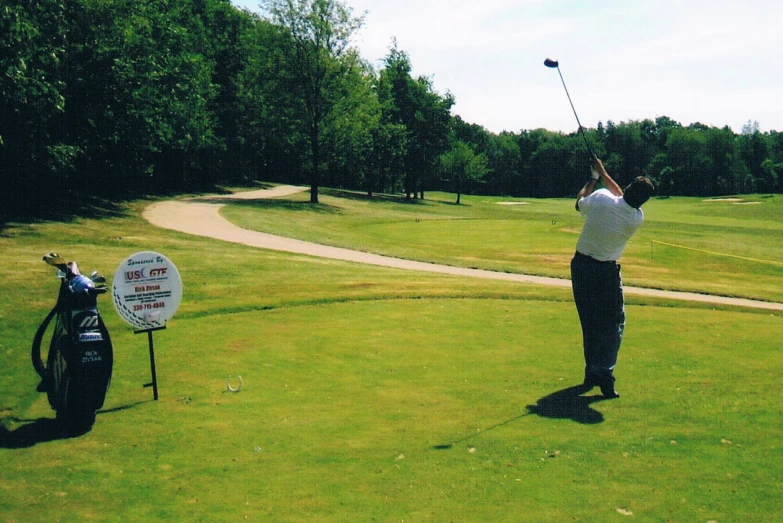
[112,251,182,330]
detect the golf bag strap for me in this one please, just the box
[31,307,57,379]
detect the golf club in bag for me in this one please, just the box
[544,58,595,161]
[31,253,113,433]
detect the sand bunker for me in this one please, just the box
[702,197,762,205]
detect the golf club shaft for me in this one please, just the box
[555,67,594,158]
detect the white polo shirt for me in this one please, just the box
[576,189,644,262]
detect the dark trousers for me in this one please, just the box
[570,252,626,377]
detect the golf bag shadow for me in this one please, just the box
[31,255,113,434]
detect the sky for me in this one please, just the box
[230,0,783,135]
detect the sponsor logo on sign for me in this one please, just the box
[125,269,146,280]
[124,266,168,281]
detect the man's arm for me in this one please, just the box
[575,156,622,211]
[575,178,598,211]
[592,156,623,197]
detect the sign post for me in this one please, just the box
[137,326,165,400]
[112,251,182,400]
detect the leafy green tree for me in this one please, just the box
[449,117,521,196]
[517,129,550,195]
[651,115,682,148]
[237,13,307,183]
[738,120,769,192]
[484,132,522,196]
[199,0,258,183]
[528,134,584,197]
[767,131,783,192]
[405,75,453,199]
[0,0,71,213]
[439,141,488,204]
[321,56,379,191]
[5,0,782,220]
[758,159,779,193]
[61,0,219,193]
[451,115,491,152]
[704,126,745,195]
[377,42,453,199]
[260,0,365,203]
[664,125,731,196]
[367,123,407,196]
[602,120,656,186]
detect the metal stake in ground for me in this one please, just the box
[544,58,594,159]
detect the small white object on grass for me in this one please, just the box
[226,375,243,392]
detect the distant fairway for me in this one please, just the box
[1,189,781,521]
[223,190,783,303]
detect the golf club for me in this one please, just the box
[544,58,594,159]
[43,252,67,271]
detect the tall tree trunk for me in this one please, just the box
[310,126,320,203]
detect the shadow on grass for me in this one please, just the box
[433,411,533,450]
[321,187,427,204]
[0,191,131,233]
[0,400,151,449]
[321,187,460,207]
[432,385,608,450]
[525,385,609,424]
[0,418,85,448]
[206,197,344,215]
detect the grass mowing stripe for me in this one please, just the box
[651,239,783,266]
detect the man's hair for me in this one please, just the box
[623,177,655,208]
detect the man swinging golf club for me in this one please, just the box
[572,157,654,398]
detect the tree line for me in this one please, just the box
[2,0,782,220]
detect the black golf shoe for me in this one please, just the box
[599,375,620,399]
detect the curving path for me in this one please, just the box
[143,186,783,312]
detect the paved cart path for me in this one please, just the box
[143,186,783,312]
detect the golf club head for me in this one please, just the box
[43,253,68,272]
[43,252,66,266]
[544,58,559,68]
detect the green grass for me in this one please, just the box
[222,190,783,302]
[1,190,781,522]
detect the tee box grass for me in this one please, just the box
[1,191,781,521]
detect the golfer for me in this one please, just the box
[571,156,654,398]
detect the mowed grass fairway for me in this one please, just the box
[224,190,783,303]
[1,190,781,521]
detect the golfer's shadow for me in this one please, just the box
[526,385,608,424]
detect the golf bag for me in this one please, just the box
[31,255,113,432]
